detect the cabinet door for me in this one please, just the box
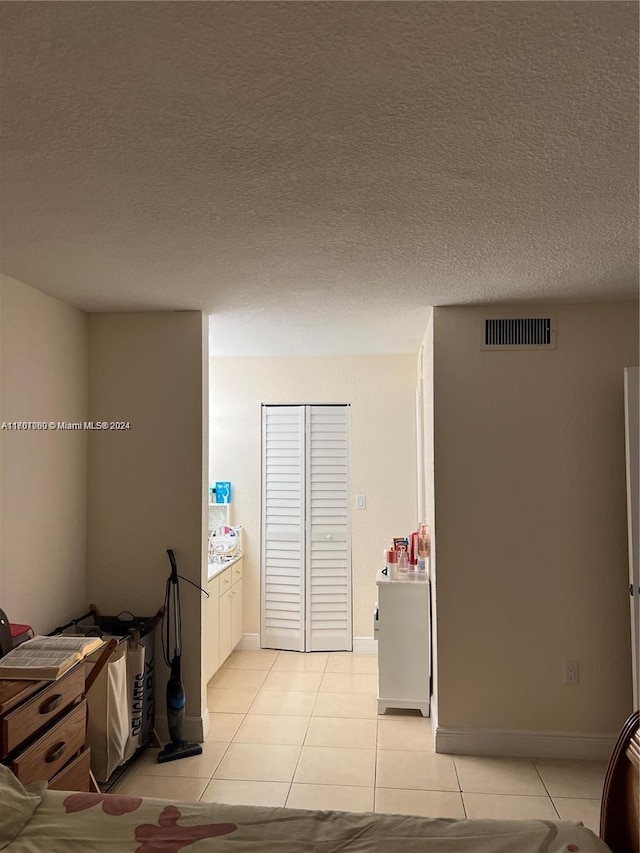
[231,578,243,650]
[219,589,232,666]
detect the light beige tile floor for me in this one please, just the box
[115,650,606,827]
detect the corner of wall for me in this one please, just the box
[87,310,207,723]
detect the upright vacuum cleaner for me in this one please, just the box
[158,549,203,763]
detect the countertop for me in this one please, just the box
[208,553,243,582]
[376,568,429,586]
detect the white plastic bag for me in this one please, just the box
[84,640,129,782]
[124,639,145,761]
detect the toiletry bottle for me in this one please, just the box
[386,548,398,579]
[417,523,430,574]
[418,523,431,559]
[383,549,390,575]
[397,548,408,573]
[409,531,419,570]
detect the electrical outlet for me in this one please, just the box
[356,494,366,510]
[564,661,579,684]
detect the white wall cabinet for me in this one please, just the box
[218,560,243,668]
[205,557,243,680]
[231,577,243,650]
[204,574,220,684]
[219,584,232,666]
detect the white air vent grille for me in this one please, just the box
[482,317,555,350]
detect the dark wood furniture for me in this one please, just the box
[0,666,90,791]
[600,709,639,853]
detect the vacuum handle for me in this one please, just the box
[167,549,178,582]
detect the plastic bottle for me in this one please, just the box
[417,523,431,559]
[397,548,409,573]
[409,531,419,570]
[384,548,398,579]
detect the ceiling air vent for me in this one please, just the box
[481,316,556,350]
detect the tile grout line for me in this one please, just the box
[531,760,561,820]
[272,648,301,808]
[450,755,467,818]
[373,709,379,811]
[205,649,279,801]
[203,676,252,800]
[285,652,330,806]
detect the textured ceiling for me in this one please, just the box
[0,2,638,355]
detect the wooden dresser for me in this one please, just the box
[0,666,91,791]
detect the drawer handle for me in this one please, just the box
[45,741,67,764]
[39,695,62,716]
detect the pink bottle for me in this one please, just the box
[418,523,431,559]
[408,531,419,569]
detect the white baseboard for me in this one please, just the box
[154,714,207,745]
[430,693,438,733]
[352,636,378,655]
[238,633,377,654]
[236,633,261,651]
[201,710,210,741]
[434,725,617,760]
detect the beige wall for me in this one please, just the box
[0,273,88,632]
[433,302,639,735]
[209,354,417,641]
[87,312,208,727]
[0,277,3,604]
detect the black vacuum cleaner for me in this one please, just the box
[158,549,204,763]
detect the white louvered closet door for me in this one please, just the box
[262,405,352,652]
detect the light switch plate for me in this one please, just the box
[356,494,366,510]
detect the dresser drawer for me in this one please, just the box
[231,561,243,585]
[1,667,84,756]
[11,699,87,784]
[48,747,91,792]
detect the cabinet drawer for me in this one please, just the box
[231,561,243,585]
[218,568,232,596]
[48,747,91,792]
[11,699,87,785]
[1,667,84,756]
